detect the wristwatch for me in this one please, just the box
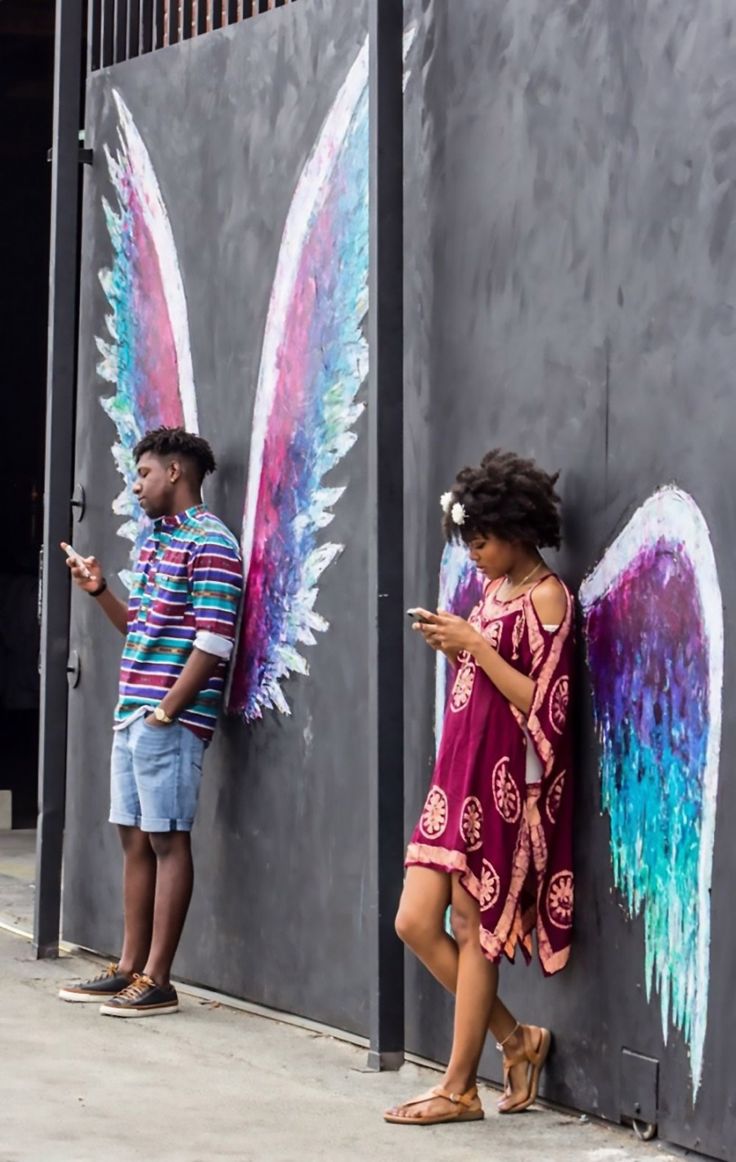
[153,705,175,725]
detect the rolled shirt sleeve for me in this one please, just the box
[190,538,243,659]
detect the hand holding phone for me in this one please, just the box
[60,542,105,593]
[407,607,434,625]
[61,542,92,579]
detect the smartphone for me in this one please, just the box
[407,608,433,624]
[61,542,91,579]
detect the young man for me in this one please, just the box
[59,428,243,1016]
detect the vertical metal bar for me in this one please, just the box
[225,0,237,23]
[212,0,222,29]
[367,0,405,1070]
[88,0,102,73]
[36,0,85,960]
[100,0,114,65]
[126,0,140,55]
[113,0,127,62]
[139,0,153,51]
[167,0,179,45]
[153,0,164,46]
[87,0,102,73]
[181,0,193,38]
[196,0,207,33]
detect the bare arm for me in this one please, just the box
[417,577,568,716]
[155,648,223,721]
[465,636,535,715]
[63,545,128,635]
[94,585,129,635]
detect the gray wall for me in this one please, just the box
[403,3,735,1159]
[63,1,736,1157]
[65,0,371,1036]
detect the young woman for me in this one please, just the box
[385,449,574,1126]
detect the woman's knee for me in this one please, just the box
[395,903,437,950]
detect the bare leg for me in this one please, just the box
[117,825,156,976]
[395,867,519,1042]
[390,873,500,1119]
[442,875,497,1093]
[391,866,528,1116]
[142,831,194,988]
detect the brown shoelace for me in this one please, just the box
[91,962,120,982]
[114,973,157,1002]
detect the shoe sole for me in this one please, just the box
[99,1002,179,1017]
[59,989,118,1003]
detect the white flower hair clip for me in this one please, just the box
[451,502,467,526]
[440,491,454,514]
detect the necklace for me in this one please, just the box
[503,560,543,596]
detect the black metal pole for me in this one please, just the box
[35,0,85,959]
[367,0,405,1071]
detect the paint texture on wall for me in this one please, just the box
[97,90,198,584]
[227,40,369,723]
[579,487,722,1095]
[434,541,484,748]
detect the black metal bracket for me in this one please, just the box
[620,1048,659,1141]
[70,483,86,522]
[46,146,93,165]
[66,650,81,689]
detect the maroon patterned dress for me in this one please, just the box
[406,575,574,975]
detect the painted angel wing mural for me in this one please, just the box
[227,41,370,722]
[96,89,198,585]
[579,486,722,1095]
[434,541,484,748]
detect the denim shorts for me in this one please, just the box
[109,714,206,833]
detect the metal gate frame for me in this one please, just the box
[37,0,406,1069]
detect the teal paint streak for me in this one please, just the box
[584,542,711,1090]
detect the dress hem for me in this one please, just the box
[406,845,534,971]
[405,841,570,976]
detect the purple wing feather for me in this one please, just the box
[96,90,198,585]
[580,486,722,1096]
[227,42,369,722]
[434,541,484,748]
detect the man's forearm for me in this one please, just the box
[159,648,224,719]
[95,587,129,635]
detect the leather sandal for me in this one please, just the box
[496,1023,551,1114]
[384,1084,484,1125]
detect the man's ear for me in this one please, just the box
[168,458,182,483]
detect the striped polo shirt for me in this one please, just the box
[115,504,243,741]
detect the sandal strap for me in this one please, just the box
[498,1023,546,1068]
[434,1085,478,1108]
[391,1086,449,1112]
[391,1084,480,1116]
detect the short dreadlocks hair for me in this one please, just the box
[133,427,217,484]
[442,449,562,550]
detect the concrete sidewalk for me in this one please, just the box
[0,922,681,1162]
[0,828,35,933]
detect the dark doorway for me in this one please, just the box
[0,1,55,828]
